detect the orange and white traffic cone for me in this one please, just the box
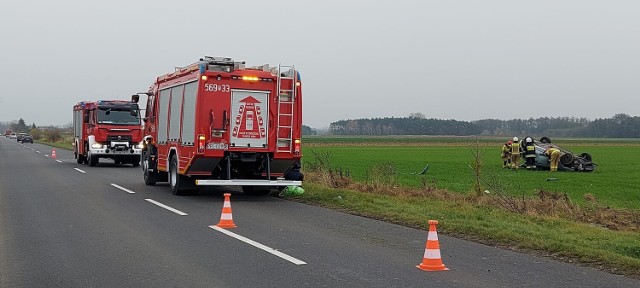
[51,149,57,160]
[216,193,237,228]
[417,220,449,271]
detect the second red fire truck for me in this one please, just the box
[134,56,303,195]
[73,100,143,166]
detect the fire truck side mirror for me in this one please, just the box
[131,94,140,103]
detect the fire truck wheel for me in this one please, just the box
[143,150,157,185]
[75,151,85,164]
[88,152,98,167]
[169,154,190,195]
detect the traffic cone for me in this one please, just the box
[417,220,449,271]
[51,149,57,160]
[216,193,237,228]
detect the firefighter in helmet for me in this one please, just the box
[523,137,537,170]
[501,140,512,168]
[510,137,521,169]
[545,147,561,172]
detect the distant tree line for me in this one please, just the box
[302,125,317,136]
[329,113,640,138]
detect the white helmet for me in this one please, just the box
[526,137,533,143]
[513,137,518,142]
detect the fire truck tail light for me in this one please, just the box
[296,81,301,87]
[197,134,206,153]
[294,139,301,154]
[242,76,259,82]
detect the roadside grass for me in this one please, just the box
[295,137,640,277]
[36,136,73,151]
[294,181,640,278]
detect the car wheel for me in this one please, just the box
[580,153,592,161]
[560,153,574,166]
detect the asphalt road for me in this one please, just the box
[1,137,638,287]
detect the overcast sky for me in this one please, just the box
[1,0,638,128]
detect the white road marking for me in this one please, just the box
[74,168,86,173]
[145,199,188,216]
[45,155,50,157]
[36,151,41,153]
[110,183,136,194]
[56,160,63,163]
[209,225,307,265]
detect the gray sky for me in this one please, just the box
[1,0,638,128]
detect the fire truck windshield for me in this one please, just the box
[97,107,140,125]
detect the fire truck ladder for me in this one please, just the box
[276,64,296,153]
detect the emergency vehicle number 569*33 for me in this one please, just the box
[204,83,230,92]
[133,56,304,196]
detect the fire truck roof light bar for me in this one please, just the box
[195,179,302,186]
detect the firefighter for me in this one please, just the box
[510,137,521,169]
[501,140,512,168]
[523,137,537,170]
[545,147,561,172]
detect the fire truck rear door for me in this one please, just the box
[230,90,269,148]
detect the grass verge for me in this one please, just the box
[36,138,73,151]
[289,181,640,278]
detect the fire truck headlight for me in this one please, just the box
[91,143,103,149]
[137,141,144,149]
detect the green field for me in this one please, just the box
[301,144,640,209]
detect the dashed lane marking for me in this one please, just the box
[144,199,188,216]
[110,183,136,194]
[56,160,63,163]
[209,225,307,265]
[74,168,86,173]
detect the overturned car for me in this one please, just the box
[523,137,596,172]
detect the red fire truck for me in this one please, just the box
[134,56,303,195]
[73,100,143,166]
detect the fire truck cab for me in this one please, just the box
[73,100,143,166]
[136,56,303,195]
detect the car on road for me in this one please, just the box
[18,133,34,144]
[525,137,595,172]
[9,133,17,139]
